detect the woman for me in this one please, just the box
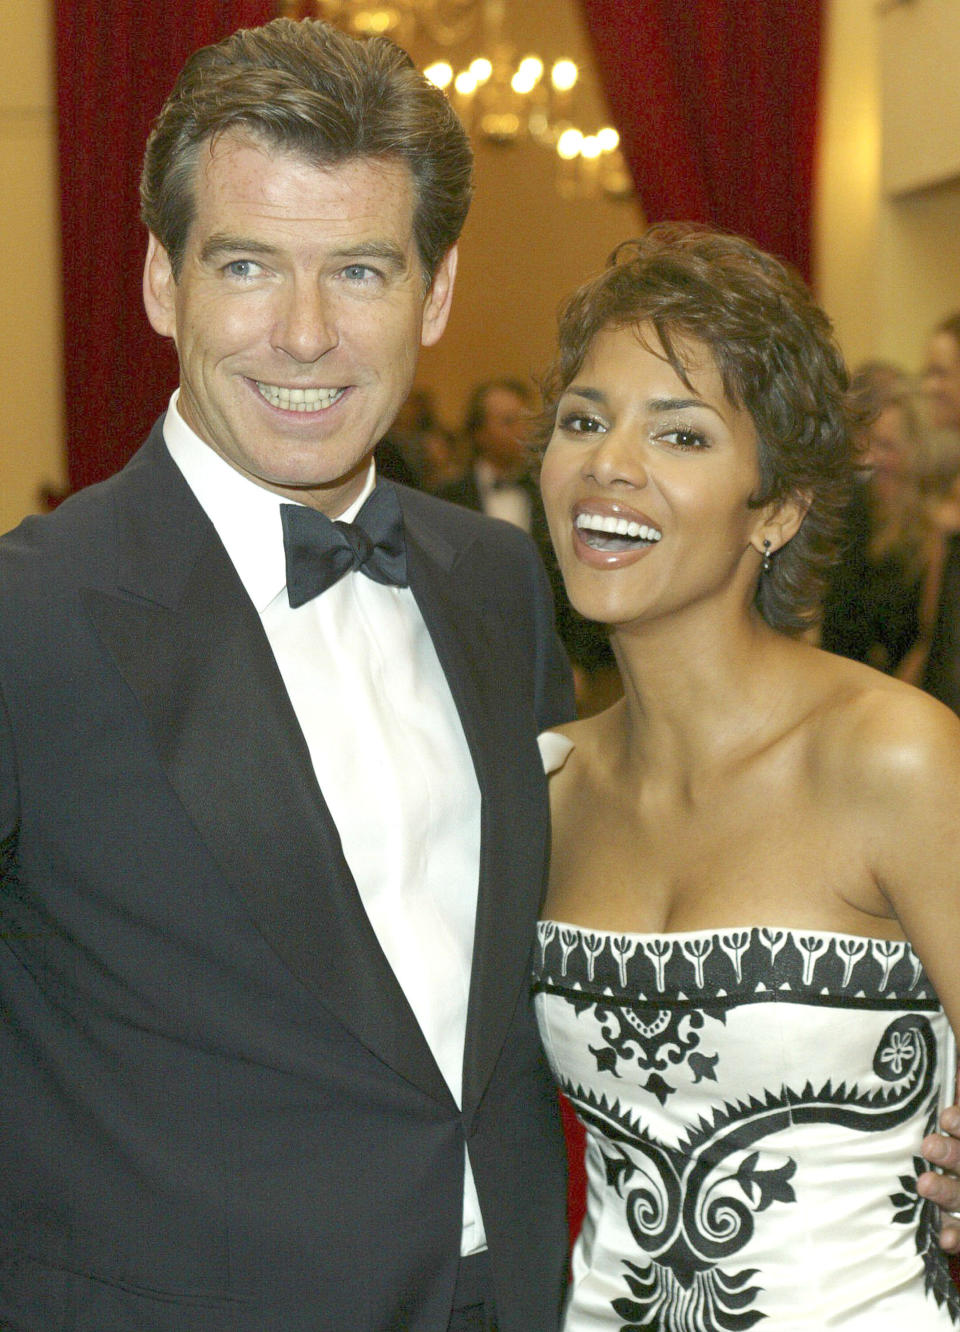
[820,362,937,675]
[532,225,960,1330]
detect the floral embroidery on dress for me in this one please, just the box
[534,925,960,1330]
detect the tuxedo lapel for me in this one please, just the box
[82,432,452,1107]
[401,494,551,1121]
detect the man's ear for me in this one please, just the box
[420,244,458,348]
[143,233,177,342]
[751,491,811,560]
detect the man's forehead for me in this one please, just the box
[186,133,420,258]
[199,131,410,186]
[195,132,415,212]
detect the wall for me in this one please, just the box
[882,0,960,194]
[815,0,960,375]
[0,0,67,535]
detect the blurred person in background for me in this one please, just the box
[905,316,960,712]
[376,386,465,491]
[440,377,623,716]
[438,378,540,532]
[820,362,937,675]
[923,313,960,432]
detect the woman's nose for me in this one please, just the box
[582,428,647,489]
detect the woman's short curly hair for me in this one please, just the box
[536,223,864,634]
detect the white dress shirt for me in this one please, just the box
[474,459,532,533]
[163,393,486,1255]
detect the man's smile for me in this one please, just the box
[253,380,347,412]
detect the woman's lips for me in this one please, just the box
[570,500,662,567]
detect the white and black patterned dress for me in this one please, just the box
[534,920,960,1330]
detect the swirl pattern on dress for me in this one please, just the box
[534,924,960,1331]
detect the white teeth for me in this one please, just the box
[255,382,344,412]
[575,512,662,541]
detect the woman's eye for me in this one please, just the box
[559,411,605,435]
[660,427,709,451]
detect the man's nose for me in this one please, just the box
[273,280,338,363]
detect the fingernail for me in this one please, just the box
[926,1138,948,1163]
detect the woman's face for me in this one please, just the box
[862,404,909,491]
[540,322,772,630]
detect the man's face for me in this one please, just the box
[923,330,960,432]
[475,387,531,477]
[144,133,457,515]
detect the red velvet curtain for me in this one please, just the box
[54,2,276,492]
[576,0,824,283]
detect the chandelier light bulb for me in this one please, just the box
[424,61,454,89]
[454,69,479,95]
[468,56,493,85]
[556,127,583,160]
[550,59,578,93]
[597,126,620,152]
[354,7,396,35]
[512,56,544,94]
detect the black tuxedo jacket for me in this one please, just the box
[438,466,614,674]
[0,421,574,1332]
[436,465,549,546]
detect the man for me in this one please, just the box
[439,379,540,534]
[0,18,572,1331]
[923,312,960,432]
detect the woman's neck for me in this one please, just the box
[606,605,802,776]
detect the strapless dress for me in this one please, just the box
[533,920,960,1330]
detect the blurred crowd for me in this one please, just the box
[378,311,960,719]
[376,376,620,716]
[820,312,960,713]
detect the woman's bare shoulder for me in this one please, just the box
[806,650,960,800]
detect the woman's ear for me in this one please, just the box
[751,491,811,560]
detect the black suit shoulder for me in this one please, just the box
[391,481,575,730]
[0,421,173,587]
[394,478,547,571]
[434,469,482,513]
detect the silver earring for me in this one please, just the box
[762,539,772,574]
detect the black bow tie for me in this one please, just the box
[280,485,408,607]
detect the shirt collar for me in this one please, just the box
[475,458,524,492]
[162,389,376,613]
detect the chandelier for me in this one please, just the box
[278,0,632,200]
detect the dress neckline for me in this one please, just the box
[538,918,914,951]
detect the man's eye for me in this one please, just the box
[224,259,261,279]
[343,264,378,282]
